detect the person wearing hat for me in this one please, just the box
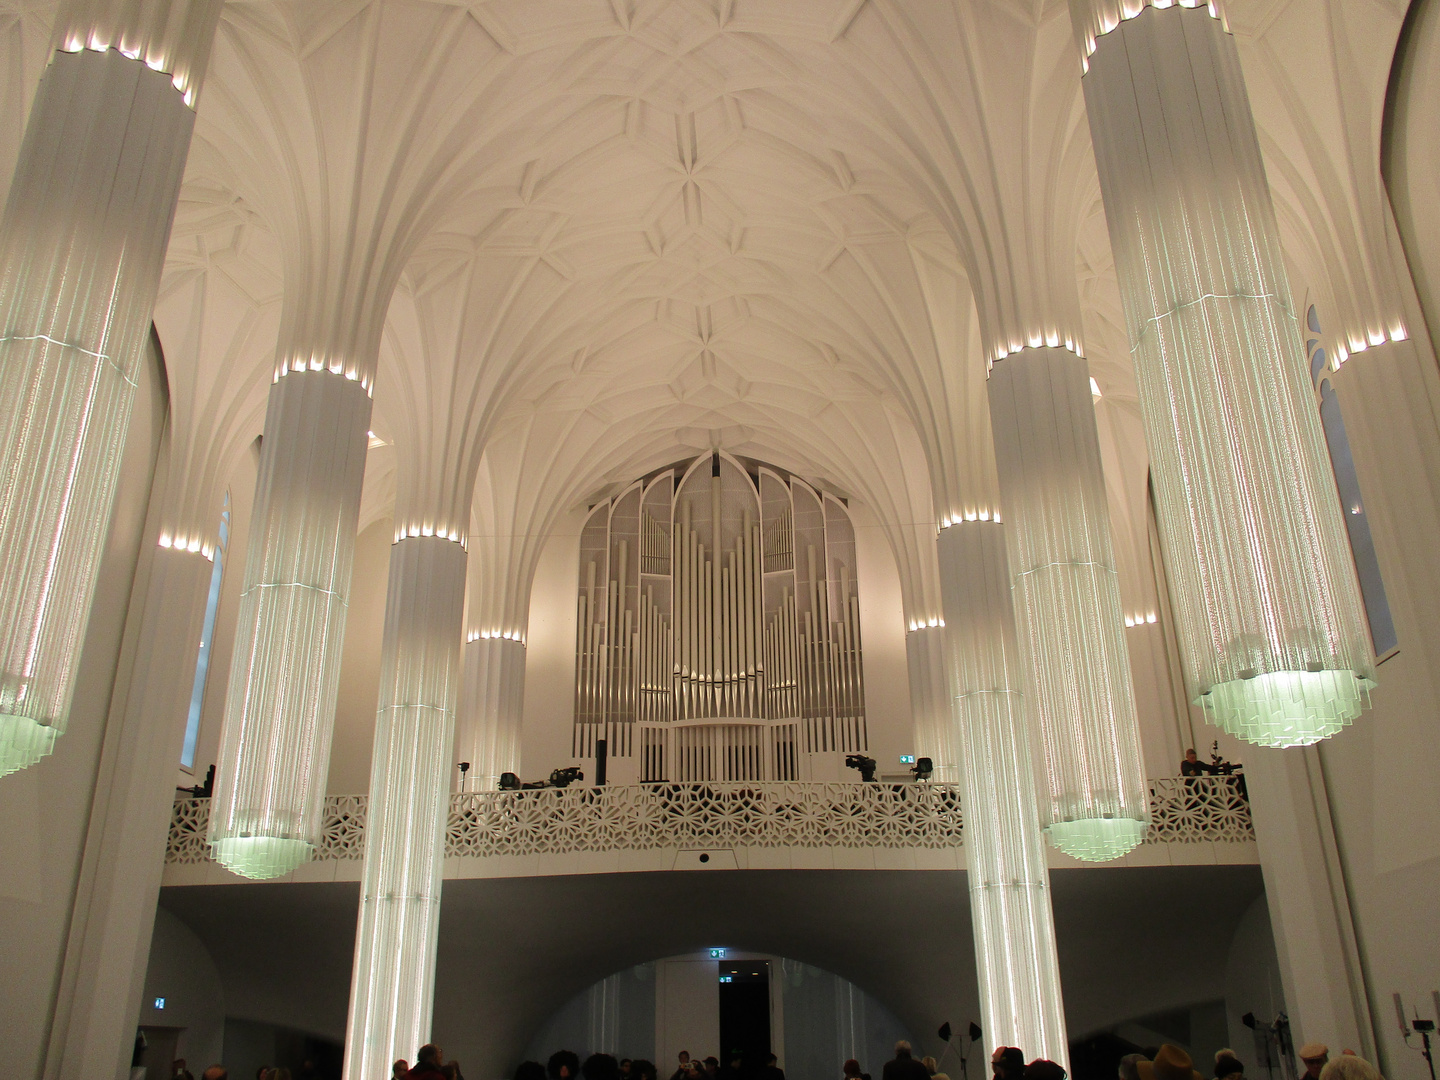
[1023,1061,1066,1080]
[1299,1044,1330,1080]
[991,1049,1025,1080]
[1214,1050,1245,1080]
[1137,1045,1205,1080]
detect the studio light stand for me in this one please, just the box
[936,1021,982,1080]
[1394,992,1440,1080]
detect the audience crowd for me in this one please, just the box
[175,1029,1389,1080]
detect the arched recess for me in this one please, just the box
[1382,0,1440,364]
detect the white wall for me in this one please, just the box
[327,517,394,793]
[522,507,585,780]
[849,499,914,774]
[140,907,226,1070]
[656,957,719,1070]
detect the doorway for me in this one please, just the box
[718,961,771,1068]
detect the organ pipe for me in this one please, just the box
[574,455,868,778]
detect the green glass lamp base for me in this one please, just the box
[1046,817,1147,862]
[0,712,59,777]
[211,836,315,880]
[1201,669,1371,748]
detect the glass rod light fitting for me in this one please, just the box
[988,348,1149,860]
[208,369,372,878]
[343,535,467,1080]
[1075,0,1375,747]
[0,3,223,777]
[938,522,1069,1066]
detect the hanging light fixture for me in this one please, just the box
[989,348,1149,860]
[207,368,373,878]
[1075,0,1375,747]
[0,6,223,776]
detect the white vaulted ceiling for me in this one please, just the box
[0,0,1413,615]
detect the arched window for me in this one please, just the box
[1305,306,1397,657]
[180,493,230,770]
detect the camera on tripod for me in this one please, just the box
[844,754,877,782]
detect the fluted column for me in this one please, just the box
[1074,0,1374,747]
[988,348,1149,860]
[0,0,223,776]
[938,522,1068,1067]
[906,624,959,782]
[208,369,372,878]
[343,534,467,1080]
[456,634,526,790]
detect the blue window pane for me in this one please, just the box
[1319,381,1398,656]
[181,505,229,769]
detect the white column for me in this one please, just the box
[0,0,223,776]
[988,348,1149,861]
[906,624,958,782]
[1075,0,1374,747]
[343,534,467,1080]
[938,522,1068,1067]
[208,368,372,878]
[456,634,526,790]
[45,546,212,1079]
[1243,746,1377,1061]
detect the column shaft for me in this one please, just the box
[988,348,1149,860]
[0,1,222,774]
[1077,2,1374,746]
[907,625,959,782]
[938,523,1068,1066]
[343,535,467,1080]
[456,635,526,790]
[208,369,372,878]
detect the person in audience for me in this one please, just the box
[1024,1062,1065,1080]
[550,1051,583,1080]
[1215,1050,1245,1079]
[630,1060,658,1080]
[843,1060,864,1080]
[883,1041,930,1080]
[719,1054,744,1080]
[173,1059,196,1080]
[1299,1045,1330,1080]
[621,1061,634,1078]
[394,1063,411,1080]
[1138,1045,1204,1080]
[266,1070,292,1080]
[1319,1056,1383,1080]
[992,1048,1026,1080]
[516,1062,546,1080]
[670,1052,693,1080]
[442,1061,466,1080]
[406,1045,447,1079]
[922,1058,939,1076]
[1181,749,1213,777]
[1119,1054,1146,1080]
[200,1068,227,1080]
[703,1057,720,1080]
[584,1054,622,1080]
[760,1053,784,1080]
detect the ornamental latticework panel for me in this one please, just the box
[169,778,1253,865]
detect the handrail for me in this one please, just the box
[167,776,1253,866]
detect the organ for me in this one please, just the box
[573,451,867,781]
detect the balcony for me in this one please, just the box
[164,776,1255,885]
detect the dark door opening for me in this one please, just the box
[719,962,771,1070]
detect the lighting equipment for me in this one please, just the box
[498,772,520,790]
[911,757,934,781]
